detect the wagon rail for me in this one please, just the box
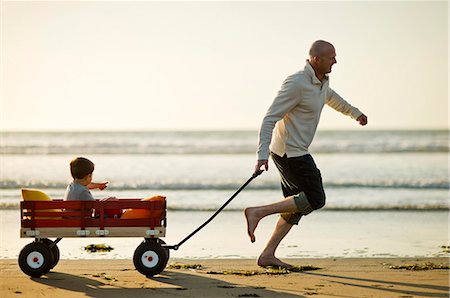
[20,199,166,237]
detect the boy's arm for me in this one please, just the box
[87,182,108,190]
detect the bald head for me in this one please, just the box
[309,40,335,58]
[308,40,337,80]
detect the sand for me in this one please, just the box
[1,257,448,297]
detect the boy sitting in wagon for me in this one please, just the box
[64,157,119,217]
[63,157,165,219]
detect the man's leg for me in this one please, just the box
[244,196,298,243]
[245,191,313,243]
[246,153,321,267]
[245,192,313,267]
[257,216,293,267]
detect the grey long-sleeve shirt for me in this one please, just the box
[257,62,363,160]
[64,181,95,201]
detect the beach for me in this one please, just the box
[2,209,448,260]
[1,257,449,297]
[3,1,449,295]
[1,130,449,296]
[3,208,449,297]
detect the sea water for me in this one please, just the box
[0,130,448,259]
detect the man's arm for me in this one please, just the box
[257,75,302,170]
[326,88,367,125]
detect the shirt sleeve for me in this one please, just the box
[326,88,363,120]
[257,75,302,160]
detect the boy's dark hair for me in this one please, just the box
[70,157,95,179]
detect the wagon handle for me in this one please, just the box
[164,170,264,250]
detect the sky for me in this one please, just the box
[1,0,448,131]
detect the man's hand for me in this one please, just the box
[255,160,269,174]
[357,114,368,126]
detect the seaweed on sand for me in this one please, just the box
[206,265,321,276]
[389,262,449,271]
[84,244,114,253]
[167,263,203,270]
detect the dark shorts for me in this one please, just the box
[271,152,326,225]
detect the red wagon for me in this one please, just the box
[18,171,262,278]
[19,196,169,277]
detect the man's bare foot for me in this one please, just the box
[244,207,260,243]
[257,255,293,268]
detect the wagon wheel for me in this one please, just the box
[18,242,54,277]
[41,238,60,269]
[146,238,170,269]
[133,241,168,277]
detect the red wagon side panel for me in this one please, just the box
[20,198,167,238]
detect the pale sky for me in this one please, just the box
[1,0,448,131]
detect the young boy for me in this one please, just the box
[64,157,108,201]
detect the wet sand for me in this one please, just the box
[1,257,448,297]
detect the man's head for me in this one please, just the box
[308,40,337,78]
[70,157,94,180]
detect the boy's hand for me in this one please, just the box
[100,196,117,201]
[88,182,109,190]
[97,182,109,190]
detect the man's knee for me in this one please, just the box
[313,191,326,210]
[292,192,313,215]
[293,191,326,214]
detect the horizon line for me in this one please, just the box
[1,127,449,133]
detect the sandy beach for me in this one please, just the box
[1,257,448,297]
[1,131,448,297]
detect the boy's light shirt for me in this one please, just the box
[64,181,95,201]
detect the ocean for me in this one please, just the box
[0,130,448,260]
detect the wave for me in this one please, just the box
[1,201,447,211]
[1,144,448,155]
[1,130,448,154]
[1,179,448,190]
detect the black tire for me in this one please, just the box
[147,238,170,269]
[41,239,60,269]
[133,241,168,277]
[18,242,54,277]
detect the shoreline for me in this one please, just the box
[1,257,449,297]
[2,209,448,260]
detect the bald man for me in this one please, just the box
[245,40,368,268]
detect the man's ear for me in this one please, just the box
[311,56,320,64]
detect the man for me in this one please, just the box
[245,40,368,268]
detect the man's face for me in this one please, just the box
[318,46,337,74]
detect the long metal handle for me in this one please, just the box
[164,170,264,250]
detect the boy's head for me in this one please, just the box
[70,157,94,180]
